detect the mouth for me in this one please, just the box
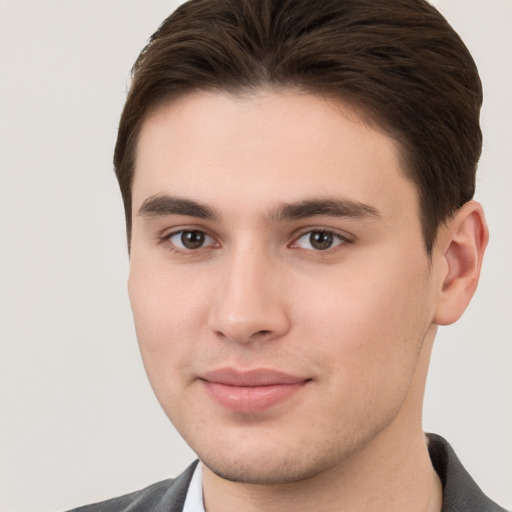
[200,368,311,413]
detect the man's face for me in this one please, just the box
[128,90,441,484]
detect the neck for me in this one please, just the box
[202,328,442,512]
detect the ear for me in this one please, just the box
[433,200,489,326]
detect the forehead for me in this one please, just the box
[132,90,418,223]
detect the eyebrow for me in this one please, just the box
[138,195,219,221]
[270,198,380,222]
[137,194,380,222]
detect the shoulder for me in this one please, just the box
[427,434,507,512]
[65,460,198,512]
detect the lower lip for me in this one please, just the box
[203,381,308,413]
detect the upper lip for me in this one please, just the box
[201,368,309,386]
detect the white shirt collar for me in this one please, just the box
[182,462,205,512]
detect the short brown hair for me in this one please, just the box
[114,0,482,253]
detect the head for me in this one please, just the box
[118,0,488,487]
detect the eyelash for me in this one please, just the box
[160,228,219,255]
[159,228,352,255]
[290,229,351,252]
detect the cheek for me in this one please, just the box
[127,264,211,377]
[295,255,431,384]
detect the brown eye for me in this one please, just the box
[168,230,213,250]
[309,231,334,250]
[294,230,346,251]
[181,230,205,249]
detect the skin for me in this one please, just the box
[128,90,487,512]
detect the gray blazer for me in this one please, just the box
[67,434,506,512]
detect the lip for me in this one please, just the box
[201,368,310,413]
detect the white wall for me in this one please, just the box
[423,0,512,508]
[0,1,510,511]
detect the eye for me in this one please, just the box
[167,230,215,250]
[292,230,347,251]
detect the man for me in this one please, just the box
[70,0,506,510]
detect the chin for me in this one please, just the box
[192,423,376,486]
[200,450,338,485]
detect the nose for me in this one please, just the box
[208,247,290,344]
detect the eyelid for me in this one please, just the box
[289,227,354,251]
[155,224,354,254]
[158,226,220,254]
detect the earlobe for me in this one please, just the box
[433,200,489,326]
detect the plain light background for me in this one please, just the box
[0,1,510,511]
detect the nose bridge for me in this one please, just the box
[209,240,289,343]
